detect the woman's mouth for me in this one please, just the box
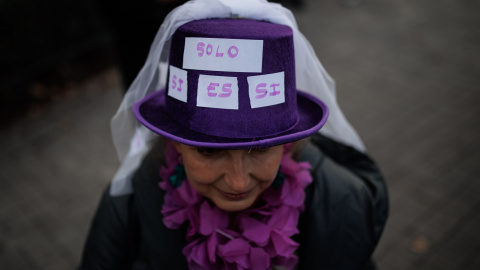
[218,189,253,200]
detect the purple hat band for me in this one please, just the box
[133,19,329,148]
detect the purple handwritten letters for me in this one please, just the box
[173,37,284,110]
[183,37,263,73]
[248,72,285,108]
[197,75,239,110]
[196,42,239,59]
[168,65,188,102]
[169,66,285,110]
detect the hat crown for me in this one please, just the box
[165,19,298,139]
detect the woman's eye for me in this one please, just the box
[251,147,270,153]
[197,148,223,156]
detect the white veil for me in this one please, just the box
[109,0,365,196]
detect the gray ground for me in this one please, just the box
[1,0,479,269]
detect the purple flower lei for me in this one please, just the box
[159,143,312,270]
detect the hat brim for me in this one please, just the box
[133,89,329,149]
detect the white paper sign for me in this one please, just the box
[168,65,188,103]
[247,72,285,108]
[183,37,263,73]
[197,75,239,110]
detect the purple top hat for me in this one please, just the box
[133,19,328,148]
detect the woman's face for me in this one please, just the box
[173,143,284,212]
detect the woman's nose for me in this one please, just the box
[224,151,250,192]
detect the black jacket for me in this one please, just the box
[80,134,388,269]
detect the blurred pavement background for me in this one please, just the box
[0,0,479,269]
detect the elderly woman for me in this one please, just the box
[79,0,388,269]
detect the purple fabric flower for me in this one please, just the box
[218,238,251,268]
